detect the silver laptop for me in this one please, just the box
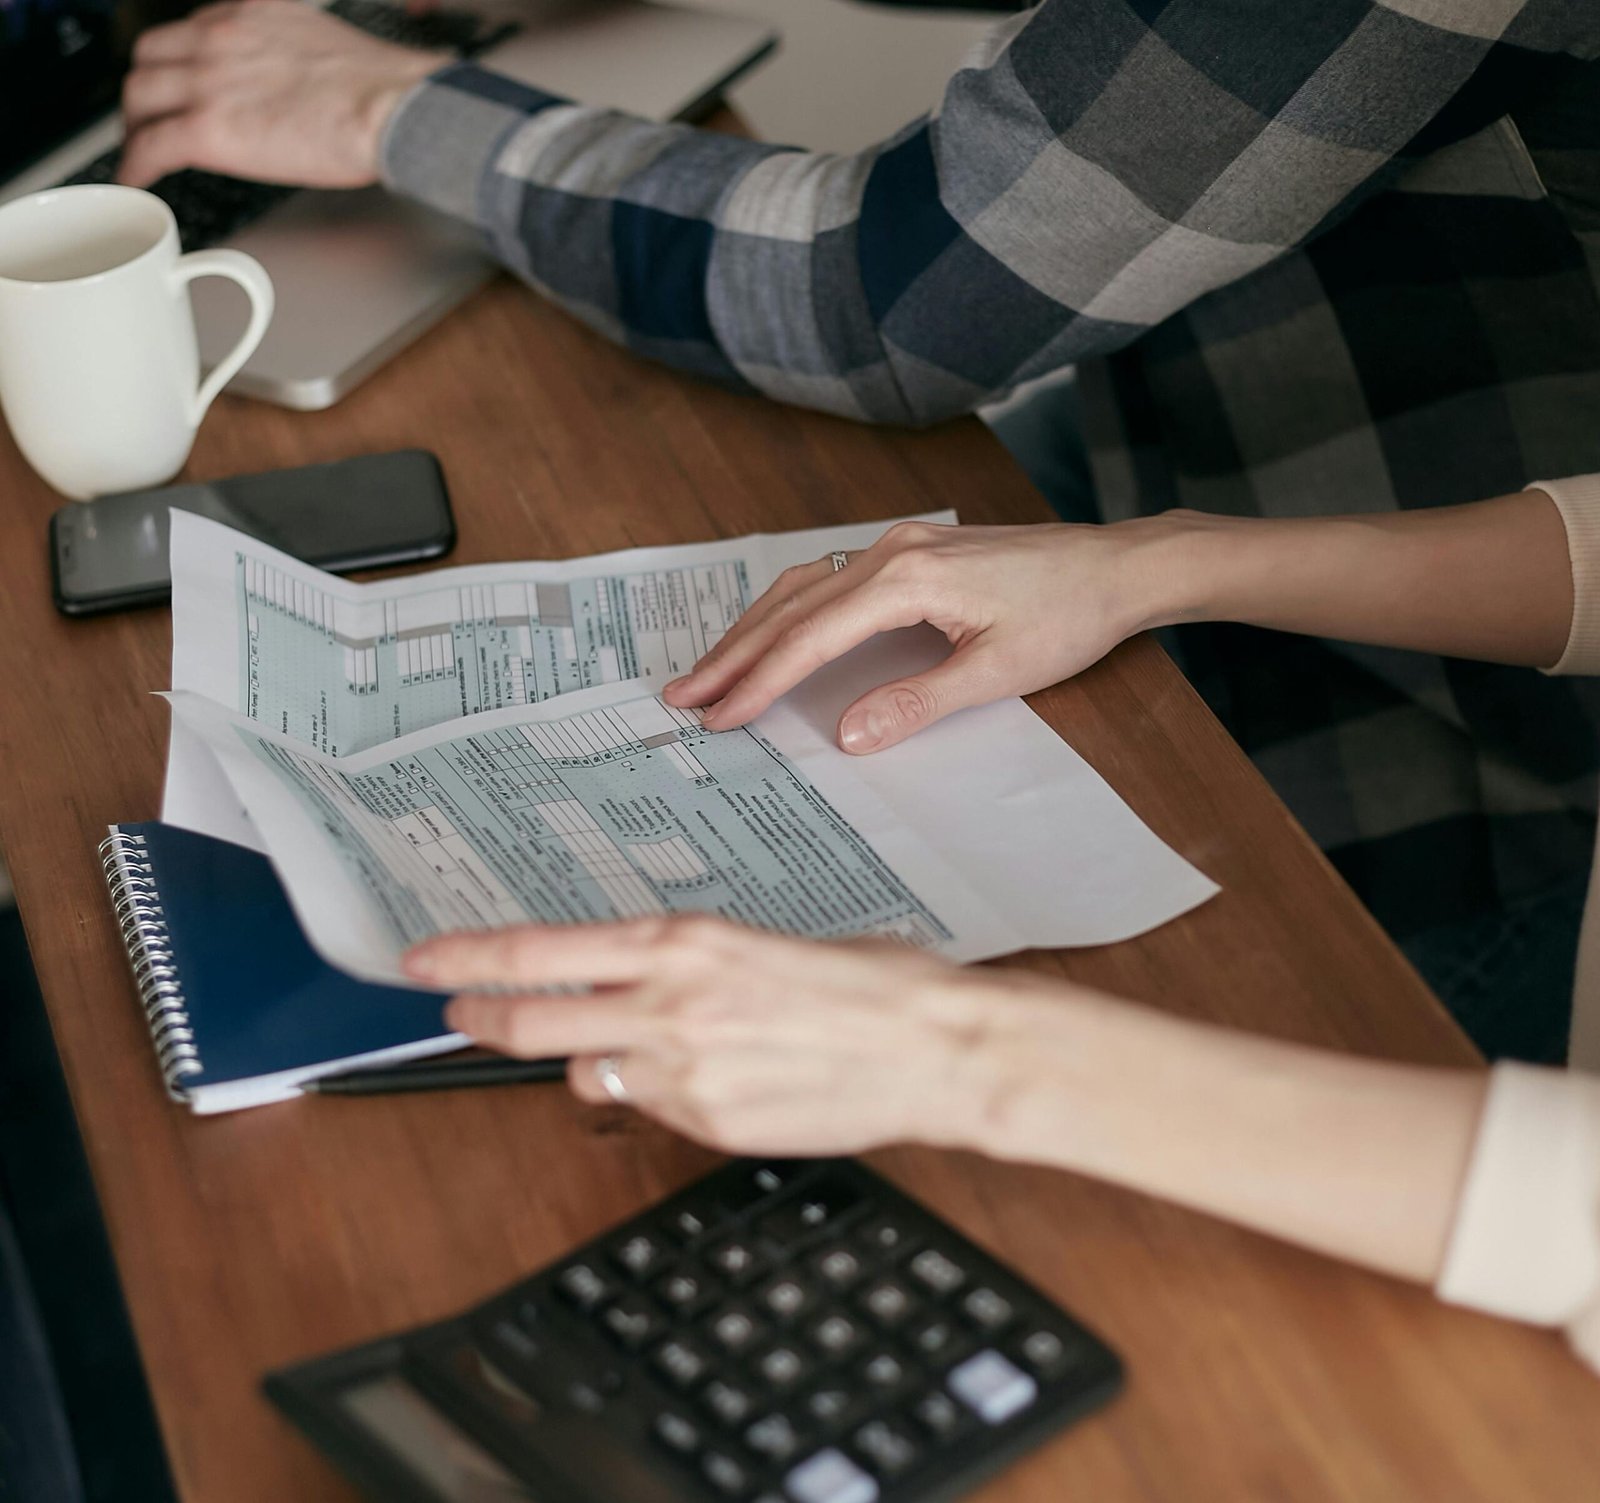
[0,0,775,410]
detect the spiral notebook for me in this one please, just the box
[99,822,462,1114]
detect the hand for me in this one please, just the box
[117,0,446,189]
[662,517,1178,755]
[404,915,1050,1156]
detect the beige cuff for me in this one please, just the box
[1436,1062,1600,1325]
[1531,474,1600,676]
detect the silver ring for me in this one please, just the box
[829,550,849,573]
[595,1054,630,1104]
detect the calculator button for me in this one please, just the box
[663,1201,718,1244]
[811,1245,865,1291]
[909,1389,964,1439]
[652,1337,713,1389]
[706,1305,767,1354]
[807,1312,864,1359]
[707,1238,766,1284]
[907,1249,967,1297]
[854,1215,915,1260]
[745,1411,805,1463]
[905,1314,967,1363]
[758,1178,864,1251]
[754,1343,811,1390]
[555,1261,615,1311]
[800,1384,858,1431]
[611,1232,668,1281]
[947,1349,1038,1426]
[701,1378,758,1428]
[702,1448,753,1496]
[959,1286,1015,1333]
[858,1278,919,1329]
[850,1418,921,1477]
[759,1275,816,1322]
[600,1295,665,1350]
[785,1447,879,1503]
[653,1409,704,1456]
[719,1161,804,1214]
[1012,1327,1077,1379]
[859,1351,908,1393]
[656,1268,719,1316]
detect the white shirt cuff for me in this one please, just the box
[1531,475,1600,676]
[1436,1062,1600,1325]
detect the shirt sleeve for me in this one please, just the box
[1531,475,1600,677]
[379,2,1566,425]
[1436,1062,1600,1374]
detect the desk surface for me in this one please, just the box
[1,265,1596,1501]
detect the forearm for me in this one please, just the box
[1130,490,1574,669]
[950,984,1487,1283]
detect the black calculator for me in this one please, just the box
[265,1159,1123,1503]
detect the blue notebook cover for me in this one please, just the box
[100,821,460,1113]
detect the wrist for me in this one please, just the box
[359,51,448,177]
[1105,510,1266,637]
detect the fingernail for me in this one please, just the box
[839,709,883,753]
[404,946,439,980]
[663,675,688,696]
[698,698,727,728]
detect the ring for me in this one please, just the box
[829,550,849,573]
[594,1054,630,1104]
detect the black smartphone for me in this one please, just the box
[50,450,456,617]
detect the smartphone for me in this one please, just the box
[50,450,456,617]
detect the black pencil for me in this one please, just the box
[303,1056,570,1096]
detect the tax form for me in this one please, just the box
[166,510,956,850]
[166,684,1024,983]
[165,512,1220,956]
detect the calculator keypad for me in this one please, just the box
[397,1158,1119,1501]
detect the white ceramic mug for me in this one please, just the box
[0,185,274,499]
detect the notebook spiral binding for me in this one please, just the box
[99,830,202,1101]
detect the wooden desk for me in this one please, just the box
[0,265,1596,1502]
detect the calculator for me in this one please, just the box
[265,1158,1123,1503]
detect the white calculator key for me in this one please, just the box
[785,1447,879,1503]
[947,1349,1039,1425]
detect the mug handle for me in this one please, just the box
[169,249,275,425]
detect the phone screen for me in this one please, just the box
[52,450,455,612]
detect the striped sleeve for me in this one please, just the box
[380,1,1565,425]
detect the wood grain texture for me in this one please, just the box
[1,261,1595,1502]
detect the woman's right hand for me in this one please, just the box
[663,518,1184,754]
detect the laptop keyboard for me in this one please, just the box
[58,0,514,253]
[267,1158,1124,1502]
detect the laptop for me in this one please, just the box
[0,0,776,410]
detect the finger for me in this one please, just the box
[122,65,195,131]
[566,1049,678,1106]
[405,919,679,990]
[835,645,1008,754]
[663,557,848,708]
[701,581,930,730]
[445,992,668,1058]
[117,116,207,186]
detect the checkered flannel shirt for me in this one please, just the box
[382,1,1600,945]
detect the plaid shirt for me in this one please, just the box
[382,1,1600,946]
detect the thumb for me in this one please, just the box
[835,648,1002,755]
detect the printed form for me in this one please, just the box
[165,513,1219,956]
[166,510,953,848]
[166,684,1022,984]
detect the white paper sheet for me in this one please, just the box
[165,684,1031,985]
[165,509,960,850]
[165,513,1219,960]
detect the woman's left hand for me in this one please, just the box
[404,915,1030,1156]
